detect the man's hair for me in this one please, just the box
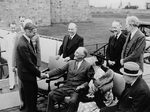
[78,47,88,58]
[19,16,25,19]
[68,22,77,29]
[24,22,36,31]
[113,20,122,26]
[126,16,139,27]
[9,22,16,27]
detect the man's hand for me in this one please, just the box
[55,55,60,60]
[76,84,85,91]
[108,60,115,66]
[12,67,17,72]
[120,59,124,66]
[88,80,97,94]
[40,73,49,79]
[64,57,70,62]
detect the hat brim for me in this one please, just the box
[120,68,142,76]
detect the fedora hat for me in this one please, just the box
[120,62,142,76]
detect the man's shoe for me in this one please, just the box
[9,85,15,90]
[19,105,25,111]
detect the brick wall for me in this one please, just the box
[0,0,90,27]
[51,0,91,23]
[0,0,51,27]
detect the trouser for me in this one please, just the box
[8,61,15,87]
[46,85,79,112]
[22,80,38,112]
[18,78,25,106]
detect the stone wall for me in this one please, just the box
[0,0,51,27]
[50,0,91,23]
[0,0,90,27]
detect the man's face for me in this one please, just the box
[74,48,85,61]
[10,24,16,32]
[26,28,37,38]
[123,75,134,84]
[125,21,132,32]
[68,24,77,37]
[19,17,25,25]
[111,22,121,36]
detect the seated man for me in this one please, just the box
[100,62,150,112]
[46,47,94,112]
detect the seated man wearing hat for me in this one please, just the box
[100,61,150,112]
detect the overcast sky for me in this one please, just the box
[88,0,148,9]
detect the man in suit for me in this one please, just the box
[46,47,94,112]
[100,62,150,112]
[5,22,18,90]
[56,22,84,62]
[121,16,146,71]
[106,20,126,73]
[16,22,45,112]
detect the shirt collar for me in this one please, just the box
[116,31,122,39]
[77,60,83,69]
[131,28,138,40]
[70,33,76,39]
[23,34,30,43]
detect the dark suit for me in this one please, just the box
[106,33,126,73]
[100,77,150,112]
[121,29,146,71]
[16,35,41,112]
[46,60,94,112]
[58,34,84,59]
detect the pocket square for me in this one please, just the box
[128,96,133,99]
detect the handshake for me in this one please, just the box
[40,72,49,79]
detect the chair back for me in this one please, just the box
[112,73,125,98]
[48,56,66,70]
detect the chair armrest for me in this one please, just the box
[0,63,8,67]
[46,73,64,83]
[41,68,49,73]
[54,80,67,87]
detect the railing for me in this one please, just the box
[85,42,108,57]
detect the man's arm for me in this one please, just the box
[18,45,41,78]
[48,62,69,78]
[123,37,146,63]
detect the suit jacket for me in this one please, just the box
[16,35,40,82]
[48,59,94,88]
[117,77,150,112]
[32,35,41,67]
[121,29,146,71]
[106,33,126,71]
[58,34,84,60]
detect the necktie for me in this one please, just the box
[30,40,35,52]
[75,61,78,70]
[127,33,131,44]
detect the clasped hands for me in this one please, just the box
[40,72,49,79]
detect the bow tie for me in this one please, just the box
[125,83,131,88]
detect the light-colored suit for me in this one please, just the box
[121,29,146,71]
[5,32,18,88]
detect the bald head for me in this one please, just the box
[68,23,77,36]
[74,47,88,61]
[111,20,122,35]
[126,16,139,32]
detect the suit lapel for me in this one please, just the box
[67,34,78,50]
[22,36,36,57]
[122,77,140,98]
[63,35,69,52]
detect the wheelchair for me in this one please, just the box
[37,56,66,110]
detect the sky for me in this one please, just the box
[88,0,149,9]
